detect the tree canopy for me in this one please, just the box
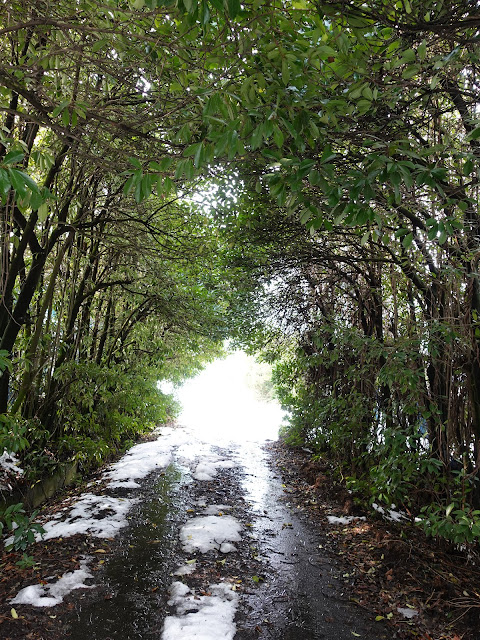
[2,0,480,546]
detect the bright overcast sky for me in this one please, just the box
[173,351,284,445]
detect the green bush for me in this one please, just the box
[0,502,45,552]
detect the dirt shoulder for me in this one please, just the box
[267,440,480,640]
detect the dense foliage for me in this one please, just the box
[208,0,480,544]
[0,0,232,484]
[1,0,480,547]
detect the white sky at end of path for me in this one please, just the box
[10,558,93,607]
[171,351,285,446]
[162,581,238,640]
[180,515,242,554]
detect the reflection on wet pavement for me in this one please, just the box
[67,466,187,640]
[236,440,388,640]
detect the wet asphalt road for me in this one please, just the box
[64,434,387,640]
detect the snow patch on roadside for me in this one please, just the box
[372,503,407,522]
[193,457,236,482]
[180,515,242,553]
[0,451,24,476]
[203,504,231,515]
[162,581,238,640]
[39,494,135,540]
[106,432,188,488]
[10,558,93,607]
[327,515,366,525]
[173,561,197,576]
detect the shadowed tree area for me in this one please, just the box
[1,0,480,553]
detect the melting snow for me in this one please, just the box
[397,607,419,619]
[327,515,366,525]
[173,562,197,576]
[180,515,242,554]
[106,432,185,488]
[10,558,93,607]
[0,451,24,476]
[162,581,238,640]
[7,350,283,637]
[193,457,236,481]
[372,503,407,522]
[36,494,136,541]
[203,504,231,515]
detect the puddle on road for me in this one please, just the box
[67,465,188,640]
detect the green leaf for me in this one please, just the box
[402,64,420,80]
[141,173,154,199]
[281,59,290,85]
[468,127,480,141]
[402,232,413,249]
[0,168,10,197]
[123,173,136,195]
[8,169,28,197]
[29,188,44,211]
[3,150,24,165]
[52,100,70,117]
[316,45,336,58]
[128,157,142,169]
[321,145,336,164]
[273,125,284,148]
[446,503,455,517]
[418,40,427,61]
[226,0,240,18]
[299,208,312,224]
[357,99,371,115]
[194,143,204,168]
[361,86,373,101]
[464,159,474,176]
[250,124,263,151]
[401,49,416,63]
[37,202,49,223]
[134,178,143,203]
[92,39,108,53]
[203,93,223,117]
[184,142,202,156]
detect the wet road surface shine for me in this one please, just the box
[65,433,386,639]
